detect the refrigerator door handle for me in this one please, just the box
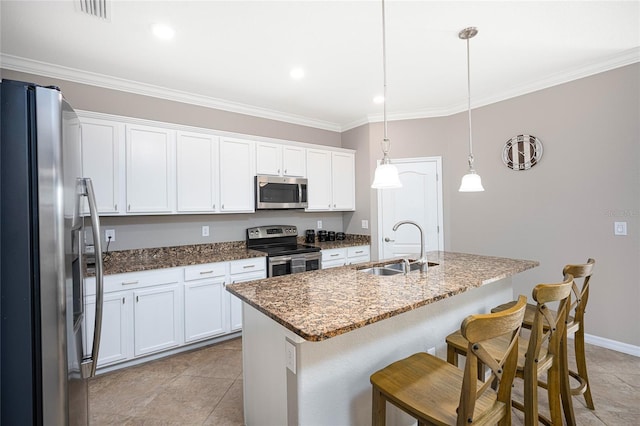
[80,178,104,379]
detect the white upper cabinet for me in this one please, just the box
[256,142,306,177]
[176,131,219,213]
[80,118,124,215]
[306,149,355,211]
[126,124,175,213]
[306,149,333,211]
[219,137,255,213]
[331,151,355,210]
[78,111,354,216]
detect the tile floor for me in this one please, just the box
[90,337,639,425]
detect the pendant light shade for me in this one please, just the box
[459,170,484,192]
[372,158,402,189]
[458,27,484,193]
[371,0,402,189]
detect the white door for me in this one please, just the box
[379,157,443,260]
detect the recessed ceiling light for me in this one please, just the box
[373,95,385,104]
[152,23,175,40]
[290,67,305,80]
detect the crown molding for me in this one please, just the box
[359,47,640,129]
[0,54,342,133]
[2,48,638,134]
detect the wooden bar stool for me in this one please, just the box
[493,258,595,422]
[446,275,574,426]
[370,296,527,426]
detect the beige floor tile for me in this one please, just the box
[90,337,639,426]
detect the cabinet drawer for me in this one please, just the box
[229,257,266,275]
[85,268,181,296]
[347,245,370,258]
[184,262,227,281]
[321,248,347,262]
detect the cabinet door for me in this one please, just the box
[84,292,132,366]
[133,285,181,356]
[331,152,355,211]
[177,132,219,212]
[255,142,282,176]
[126,125,175,213]
[184,278,225,342]
[228,259,266,332]
[321,248,347,269]
[80,118,124,214]
[219,138,255,213]
[306,149,332,211]
[346,246,371,265]
[282,146,306,177]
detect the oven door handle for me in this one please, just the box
[270,256,292,265]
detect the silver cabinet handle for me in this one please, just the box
[122,280,139,285]
[384,237,395,242]
[330,253,340,257]
[115,203,118,210]
[199,270,214,275]
[81,178,103,379]
[221,204,224,209]
[243,265,255,269]
[213,204,216,209]
[355,251,363,254]
[334,204,336,208]
[277,169,281,174]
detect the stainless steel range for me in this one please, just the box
[246,225,321,277]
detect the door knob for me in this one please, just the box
[384,237,395,242]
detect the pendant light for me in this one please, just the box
[371,0,402,189]
[458,27,485,192]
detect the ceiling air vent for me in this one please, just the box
[77,0,110,20]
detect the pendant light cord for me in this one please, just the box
[466,35,474,170]
[382,0,388,143]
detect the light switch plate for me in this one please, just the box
[614,222,627,236]
[361,219,369,229]
[317,220,323,229]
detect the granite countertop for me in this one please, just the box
[226,251,538,342]
[93,235,371,276]
[97,242,266,276]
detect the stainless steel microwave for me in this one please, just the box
[255,175,308,209]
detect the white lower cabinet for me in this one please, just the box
[322,245,371,269]
[183,263,227,343]
[84,256,266,370]
[228,258,267,331]
[133,284,181,356]
[346,245,371,265]
[84,292,132,366]
[321,248,347,269]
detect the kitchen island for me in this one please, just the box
[226,251,538,426]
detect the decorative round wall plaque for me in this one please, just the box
[502,134,543,171]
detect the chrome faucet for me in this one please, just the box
[392,220,428,272]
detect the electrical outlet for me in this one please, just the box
[614,222,627,236]
[317,220,323,229]
[361,219,369,229]
[285,340,297,373]
[202,225,210,237]
[105,229,115,242]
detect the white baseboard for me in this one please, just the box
[582,333,640,357]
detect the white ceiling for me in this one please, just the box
[1,1,638,131]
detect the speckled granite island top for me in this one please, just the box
[226,251,538,342]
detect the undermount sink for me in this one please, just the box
[357,260,440,276]
[358,266,403,276]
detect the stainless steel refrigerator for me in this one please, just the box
[1,79,104,425]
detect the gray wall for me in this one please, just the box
[357,64,639,347]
